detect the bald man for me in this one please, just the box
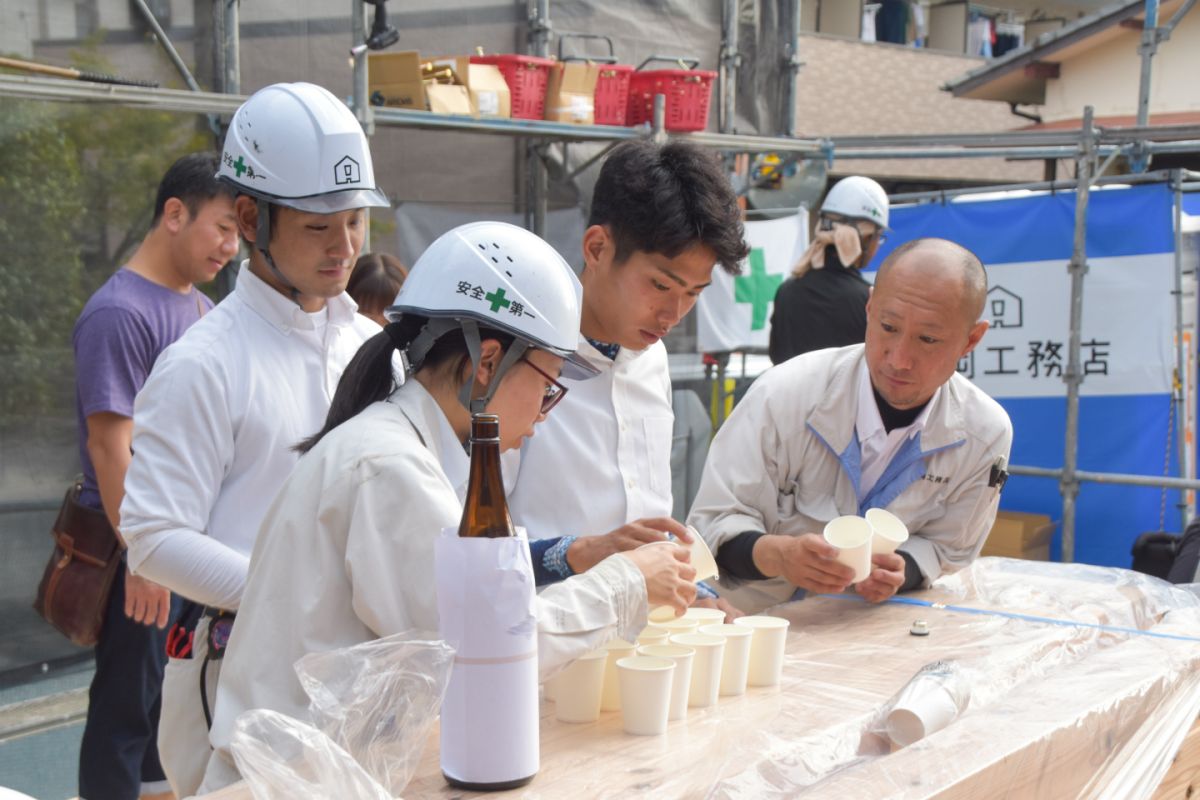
[688,238,1013,613]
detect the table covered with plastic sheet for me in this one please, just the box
[204,557,1200,799]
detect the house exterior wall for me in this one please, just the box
[1042,7,1200,123]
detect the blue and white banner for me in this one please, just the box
[869,183,1184,568]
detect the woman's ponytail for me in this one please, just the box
[295,316,425,453]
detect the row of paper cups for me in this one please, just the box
[549,607,790,736]
[824,508,910,583]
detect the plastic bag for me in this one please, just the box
[295,631,456,797]
[230,709,392,800]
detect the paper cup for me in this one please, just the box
[599,639,637,711]
[670,632,725,708]
[637,625,671,646]
[734,615,791,687]
[682,606,728,625]
[886,683,960,746]
[655,617,699,636]
[638,644,695,721]
[649,605,679,623]
[683,525,719,582]
[544,672,559,703]
[700,623,755,697]
[616,656,676,735]
[553,649,608,723]
[866,508,909,555]
[823,515,873,583]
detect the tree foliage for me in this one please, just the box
[0,43,209,421]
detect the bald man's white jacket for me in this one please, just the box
[688,344,1012,614]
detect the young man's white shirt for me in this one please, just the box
[198,379,649,791]
[506,337,674,541]
[120,264,379,797]
[122,264,379,608]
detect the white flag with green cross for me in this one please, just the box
[696,211,808,353]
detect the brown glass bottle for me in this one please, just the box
[457,414,517,539]
[443,413,537,792]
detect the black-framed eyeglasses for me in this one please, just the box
[519,356,568,414]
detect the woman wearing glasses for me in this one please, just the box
[196,221,697,792]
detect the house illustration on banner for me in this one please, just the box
[987,285,1023,328]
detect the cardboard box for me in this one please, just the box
[544,61,600,124]
[367,50,426,110]
[429,56,511,118]
[425,83,472,115]
[982,510,1055,560]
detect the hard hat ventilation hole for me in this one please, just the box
[505,270,513,277]
[491,256,499,264]
[476,243,486,251]
[506,255,513,262]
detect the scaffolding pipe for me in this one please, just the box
[221,0,239,98]
[1010,465,1200,492]
[1173,170,1194,526]
[889,169,1183,203]
[784,0,802,138]
[526,0,550,236]
[1061,107,1096,563]
[719,0,739,134]
[832,145,1124,160]
[351,0,371,132]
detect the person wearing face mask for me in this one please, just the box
[768,176,890,365]
[691,238,1012,615]
[119,82,387,798]
[195,221,698,791]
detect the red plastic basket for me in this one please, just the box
[625,57,716,132]
[594,64,634,126]
[470,54,555,119]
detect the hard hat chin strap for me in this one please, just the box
[255,199,303,306]
[459,319,529,416]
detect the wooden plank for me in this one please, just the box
[1152,716,1200,800]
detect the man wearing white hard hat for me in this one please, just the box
[120,82,387,797]
[769,175,889,365]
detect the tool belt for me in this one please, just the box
[33,482,124,648]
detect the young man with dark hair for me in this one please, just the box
[506,138,750,615]
[74,151,238,800]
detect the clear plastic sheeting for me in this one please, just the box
[295,633,456,797]
[227,631,454,800]
[703,558,1200,799]
[217,561,1200,798]
[229,710,393,800]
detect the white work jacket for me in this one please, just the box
[689,344,1012,613]
[507,337,674,540]
[122,264,379,609]
[206,380,649,775]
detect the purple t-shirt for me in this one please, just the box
[74,268,213,509]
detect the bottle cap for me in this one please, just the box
[910,619,930,637]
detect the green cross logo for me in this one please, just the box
[733,248,782,331]
[484,287,511,313]
[232,156,248,177]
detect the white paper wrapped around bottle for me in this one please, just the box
[435,526,539,787]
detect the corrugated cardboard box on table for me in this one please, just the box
[982,510,1055,560]
[367,50,426,110]
[544,61,600,124]
[429,56,511,118]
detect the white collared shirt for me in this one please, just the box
[204,380,648,780]
[855,360,937,498]
[506,338,674,540]
[121,263,380,609]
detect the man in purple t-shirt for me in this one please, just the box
[73,152,237,800]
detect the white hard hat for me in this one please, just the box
[389,221,597,384]
[820,175,889,229]
[218,82,389,213]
